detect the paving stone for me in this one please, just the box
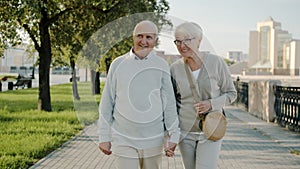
[30,106,300,169]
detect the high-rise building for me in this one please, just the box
[284,40,300,75]
[248,17,299,75]
[226,51,247,62]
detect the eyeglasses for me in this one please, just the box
[174,38,195,46]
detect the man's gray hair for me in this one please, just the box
[133,20,158,36]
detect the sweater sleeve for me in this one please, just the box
[98,62,117,143]
[162,68,180,144]
[210,57,237,111]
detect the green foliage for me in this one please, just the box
[0,0,171,68]
[99,37,133,73]
[0,155,31,169]
[224,58,235,66]
[0,83,91,169]
[0,0,171,111]
[290,149,300,155]
[80,11,172,72]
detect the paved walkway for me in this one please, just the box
[29,106,300,169]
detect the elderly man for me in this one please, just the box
[98,20,180,169]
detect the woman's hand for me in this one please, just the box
[194,100,211,114]
[164,134,177,157]
[99,142,112,155]
[165,142,177,157]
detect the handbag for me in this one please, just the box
[184,61,227,141]
[202,110,227,140]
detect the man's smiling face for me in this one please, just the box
[132,21,158,58]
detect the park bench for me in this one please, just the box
[69,76,80,82]
[8,76,32,90]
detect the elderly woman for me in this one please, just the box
[170,22,237,169]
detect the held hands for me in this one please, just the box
[99,142,112,155]
[194,100,212,114]
[165,142,177,157]
[164,134,177,157]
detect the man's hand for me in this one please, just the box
[164,134,177,157]
[165,142,177,157]
[99,142,112,155]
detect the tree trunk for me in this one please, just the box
[105,57,111,74]
[71,59,80,100]
[37,17,52,111]
[95,71,100,94]
[90,69,96,95]
[90,69,100,95]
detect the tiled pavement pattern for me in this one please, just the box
[30,106,300,169]
[218,107,300,169]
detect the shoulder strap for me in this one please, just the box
[184,62,206,122]
[184,62,200,103]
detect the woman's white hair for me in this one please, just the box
[175,22,203,41]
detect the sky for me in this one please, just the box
[157,0,300,57]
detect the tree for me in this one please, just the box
[224,58,235,66]
[0,0,170,111]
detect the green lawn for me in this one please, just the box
[0,82,102,169]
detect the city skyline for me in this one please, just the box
[157,0,300,57]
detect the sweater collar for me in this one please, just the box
[129,48,155,60]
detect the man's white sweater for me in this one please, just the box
[98,50,180,151]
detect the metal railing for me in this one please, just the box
[234,81,249,111]
[273,85,300,131]
[233,80,300,132]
